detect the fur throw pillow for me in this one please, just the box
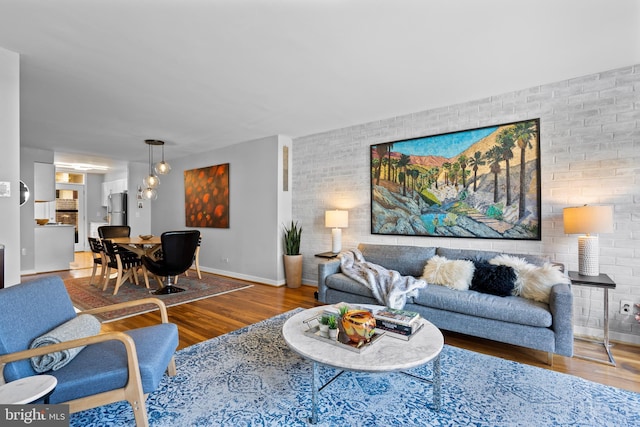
[422,256,475,291]
[471,260,516,297]
[490,254,570,303]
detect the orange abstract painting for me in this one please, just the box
[184,163,229,228]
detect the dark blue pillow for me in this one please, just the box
[471,260,516,297]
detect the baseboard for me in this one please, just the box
[203,267,284,287]
[197,267,319,288]
[20,269,37,276]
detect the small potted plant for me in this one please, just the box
[338,304,350,318]
[327,315,339,340]
[282,221,303,288]
[318,315,330,336]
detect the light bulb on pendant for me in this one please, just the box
[155,161,171,175]
[142,187,157,200]
[154,142,171,175]
[143,174,160,188]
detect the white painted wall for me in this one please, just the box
[126,161,151,237]
[293,64,640,345]
[151,135,286,285]
[19,147,54,275]
[0,47,20,285]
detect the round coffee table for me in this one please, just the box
[0,375,57,404]
[282,306,444,424]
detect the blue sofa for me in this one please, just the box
[318,244,573,362]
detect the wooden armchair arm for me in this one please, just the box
[0,332,142,387]
[79,297,170,324]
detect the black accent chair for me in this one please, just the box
[142,230,201,295]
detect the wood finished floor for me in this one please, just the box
[26,252,640,394]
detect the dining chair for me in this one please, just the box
[98,225,131,239]
[101,239,150,295]
[142,230,200,295]
[0,276,179,427]
[98,225,141,259]
[87,237,107,287]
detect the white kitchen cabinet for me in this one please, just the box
[34,162,55,202]
[34,225,75,272]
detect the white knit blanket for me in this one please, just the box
[339,249,427,309]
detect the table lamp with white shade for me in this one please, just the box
[563,205,613,276]
[325,210,349,253]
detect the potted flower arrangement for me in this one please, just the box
[282,221,303,288]
[319,315,330,336]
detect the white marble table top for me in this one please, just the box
[282,306,444,372]
[0,375,57,404]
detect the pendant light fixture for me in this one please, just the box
[143,140,163,200]
[154,140,172,175]
[142,186,158,200]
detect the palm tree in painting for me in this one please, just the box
[487,146,503,203]
[371,157,380,181]
[442,162,451,186]
[410,169,420,194]
[381,157,389,182]
[375,145,387,185]
[387,143,393,180]
[496,128,515,205]
[468,151,485,192]
[391,158,399,183]
[398,154,410,196]
[513,120,537,219]
[451,162,461,187]
[458,154,468,188]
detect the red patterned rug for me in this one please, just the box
[64,274,253,322]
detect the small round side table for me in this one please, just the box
[0,375,57,404]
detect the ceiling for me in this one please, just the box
[0,0,638,172]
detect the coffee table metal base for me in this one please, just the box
[308,355,442,424]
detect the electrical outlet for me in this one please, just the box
[620,300,634,315]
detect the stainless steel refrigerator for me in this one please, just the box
[107,192,127,226]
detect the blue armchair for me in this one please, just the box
[0,276,179,426]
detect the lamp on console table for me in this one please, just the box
[325,210,348,254]
[563,205,613,276]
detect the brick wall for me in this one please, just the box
[293,64,640,345]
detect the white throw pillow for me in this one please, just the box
[422,256,474,291]
[490,254,570,303]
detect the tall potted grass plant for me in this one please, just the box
[283,221,303,288]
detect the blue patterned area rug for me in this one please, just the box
[71,309,640,426]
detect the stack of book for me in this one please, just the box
[373,307,424,340]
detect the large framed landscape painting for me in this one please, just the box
[370,119,541,240]
[184,163,230,228]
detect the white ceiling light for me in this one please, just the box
[54,162,110,172]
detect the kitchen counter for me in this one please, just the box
[34,225,74,272]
